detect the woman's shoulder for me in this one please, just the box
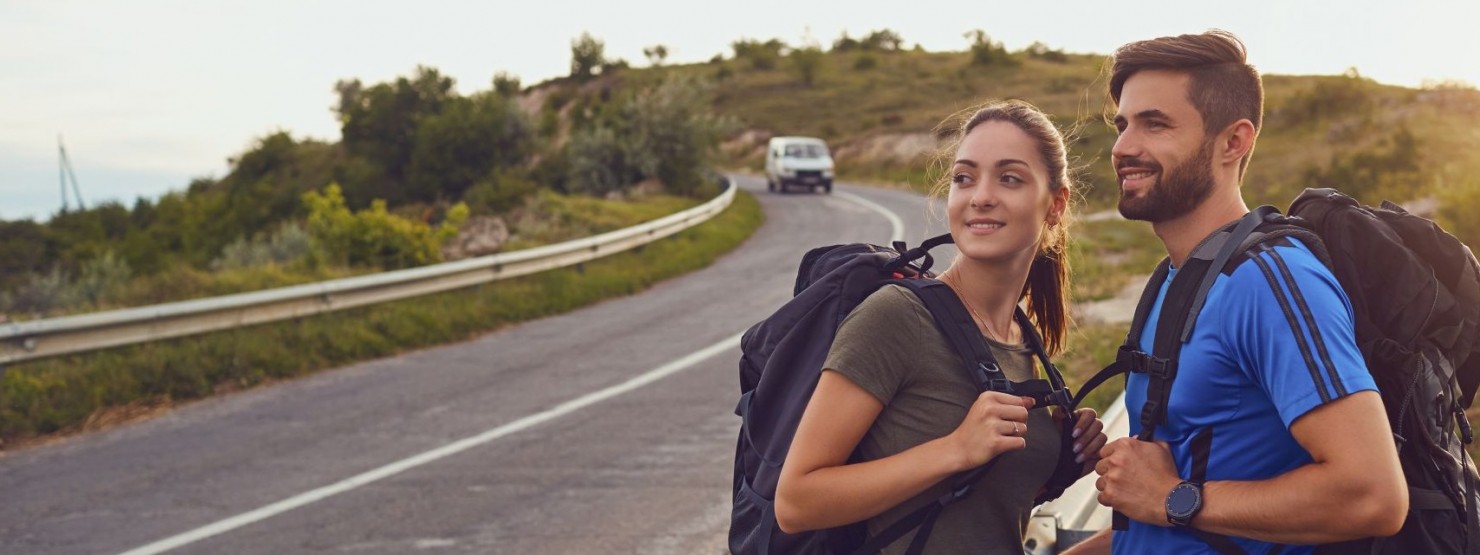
[838,284,936,338]
[858,283,932,317]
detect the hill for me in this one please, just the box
[605,40,1480,227]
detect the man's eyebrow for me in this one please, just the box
[1134,109,1170,121]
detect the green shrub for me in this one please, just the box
[211,222,316,271]
[303,183,467,269]
[965,30,1019,66]
[464,168,541,215]
[791,46,825,86]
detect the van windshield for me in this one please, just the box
[783,144,828,159]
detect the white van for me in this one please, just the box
[765,137,834,194]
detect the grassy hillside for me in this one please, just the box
[606,45,1480,231]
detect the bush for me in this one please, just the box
[791,46,825,86]
[732,38,786,70]
[73,251,133,307]
[211,223,316,271]
[853,54,878,71]
[965,30,1018,66]
[0,269,76,317]
[408,93,534,202]
[565,74,735,197]
[303,184,467,269]
[464,168,541,214]
[1024,41,1068,63]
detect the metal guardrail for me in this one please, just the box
[1025,391,1128,554]
[0,182,737,365]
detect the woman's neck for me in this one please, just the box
[940,254,1031,341]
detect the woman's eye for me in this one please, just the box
[952,173,972,185]
[1000,174,1023,185]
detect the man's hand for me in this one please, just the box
[1093,437,1182,526]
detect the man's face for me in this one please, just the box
[1111,69,1216,223]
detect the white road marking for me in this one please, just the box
[117,331,745,555]
[835,190,906,243]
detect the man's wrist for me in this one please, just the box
[1164,480,1205,527]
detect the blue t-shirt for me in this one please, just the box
[1112,237,1377,555]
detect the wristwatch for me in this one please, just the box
[1165,480,1204,527]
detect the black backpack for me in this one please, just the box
[729,234,1082,555]
[1075,188,1480,554]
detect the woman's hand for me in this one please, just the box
[1063,407,1107,477]
[947,391,1034,469]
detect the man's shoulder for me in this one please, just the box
[1221,235,1337,292]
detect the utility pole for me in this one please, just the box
[58,135,85,212]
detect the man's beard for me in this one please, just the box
[1117,139,1216,223]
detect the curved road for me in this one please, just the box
[0,177,952,554]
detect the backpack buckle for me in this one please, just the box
[1145,357,1173,378]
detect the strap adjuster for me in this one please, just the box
[1146,356,1173,378]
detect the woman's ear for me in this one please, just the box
[1046,187,1069,226]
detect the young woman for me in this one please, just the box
[774,100,1107,554]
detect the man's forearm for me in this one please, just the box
[1192,461,1402,544]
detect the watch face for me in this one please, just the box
[1167,483,1200,517]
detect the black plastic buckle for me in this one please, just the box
[1046,389,1073,411]
[1145,356,1173,378]
[985,377,1011,393]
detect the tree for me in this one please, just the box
[571,32,607,80]
[832,31,860,52]
[644,44,669,67]
[408,93,534,202]
[791,46,825,86]
[492,72,521,97]
[861,29,903,51]
[731,38,786,70]
[566,74,735,196]
[965,30,1017,66]
[337,66,456,187]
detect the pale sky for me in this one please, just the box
[3,0,1477,221]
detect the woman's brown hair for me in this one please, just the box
[931,99,1075,355]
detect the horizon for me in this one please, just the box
[3,0,1478,221]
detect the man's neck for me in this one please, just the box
[1153,191,1250,268]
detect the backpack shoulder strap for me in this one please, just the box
[1069,258,1173,408]
[1139,207,1279,440]
[892,279,1001,390]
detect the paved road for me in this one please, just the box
[0,177,950,554]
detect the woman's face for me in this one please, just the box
[947,120,1065,265]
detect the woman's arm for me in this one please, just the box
[774,370,1033,533]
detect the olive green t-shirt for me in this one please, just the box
[823,284,1062,555]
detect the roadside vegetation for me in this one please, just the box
[0,191,760,446]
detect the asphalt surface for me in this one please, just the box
[0,177,952,555]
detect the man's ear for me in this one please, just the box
[1220,119,1258,167]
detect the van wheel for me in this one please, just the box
[767,179,776,193]
[824,183,833,194]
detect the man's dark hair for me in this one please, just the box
[1110,30,1263,176]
